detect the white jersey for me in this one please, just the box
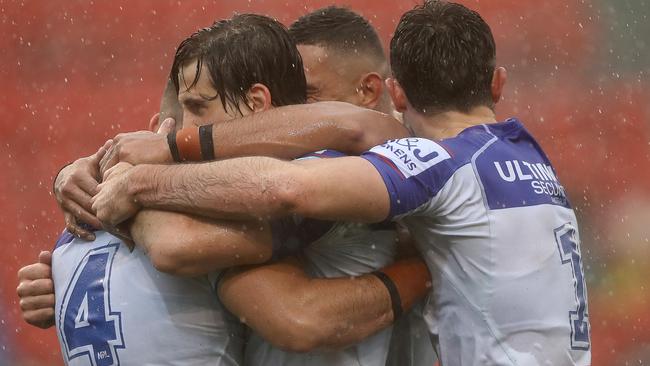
[245,150,436,366]
[361,118,591,365]
[52,230,244,366]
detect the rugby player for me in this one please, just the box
[289,6,392,113]
[237,7,434,366]
[93,2,592,365]
[18,13,430,365]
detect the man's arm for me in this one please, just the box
[93,156,390,226]
[100,101,408,172]
[218,257,430,352]
[208,102,408,158]
[129,210,272,276]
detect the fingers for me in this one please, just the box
[102,162,128,181]
[65,217,97,241]
[38,251,52,265]
[93,140,114,178]
[62,199,102,231]
[56,162,100,198]
[99,149,120,179]
[156,118,175,134]
[17,258,55,329]
[19,294,55,311]
[99,131,149,176]
[92,139,113,163]
[17,277,54,297]
[17,263,51,282]
[22,308,55,329]
[60,179,96,213]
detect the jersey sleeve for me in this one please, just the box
[361,138,461,221]
[296,149,347,161]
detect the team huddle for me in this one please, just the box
[16,1,591,365]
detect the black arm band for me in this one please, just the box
[199,124,215,161]
[167,130,182,163]
[372,271,403,319]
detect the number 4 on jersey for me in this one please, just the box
[555,224,590,350]
[58,244,124,366]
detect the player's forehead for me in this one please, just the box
[298,44,351,90]
[177,59,218,102]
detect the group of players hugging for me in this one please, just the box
[16,1,591,365]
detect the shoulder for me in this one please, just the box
[359,131,496,219]
[362,132,492,180]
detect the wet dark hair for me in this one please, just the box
[289,6,385,62]
[171,14,306,114]
[390,0,496,114]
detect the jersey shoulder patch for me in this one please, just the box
[362,134,490,219]
[367,138,451,178]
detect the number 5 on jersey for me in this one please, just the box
[58,244,125,366]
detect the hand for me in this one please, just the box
[99,118,175,176]
[93,162,140,227]
[54,141,112,240]
[16,251,55,329]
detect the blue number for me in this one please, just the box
[554,224,590,350]
[58,244,124,366]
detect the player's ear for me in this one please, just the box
[491,67,507,105]
[246,83,272,114]
[386,78,407,113]
[148,112,161,132]
[357,72,384,110]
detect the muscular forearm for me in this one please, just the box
[218,259,394,352]
[130,209,272,276]
[129,158,295,220]
[211,101,409,159]
[128,156,388,223]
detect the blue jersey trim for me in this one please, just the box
[53,223,100,251]
[53,230,75,251]
[298,149,347,160]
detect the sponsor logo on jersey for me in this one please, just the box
[494,160,567,204]
[370,138,451,178]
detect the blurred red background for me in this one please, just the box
[1,0,648,364]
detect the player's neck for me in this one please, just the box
[405,106,497,140]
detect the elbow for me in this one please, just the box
[147,238,198,277]
[342,120,366,152]
[148,245,185,276]
[271,174,306,218]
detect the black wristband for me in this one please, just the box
[199,124,215,161]
[167,129,182,163]
[372,271,403,319]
